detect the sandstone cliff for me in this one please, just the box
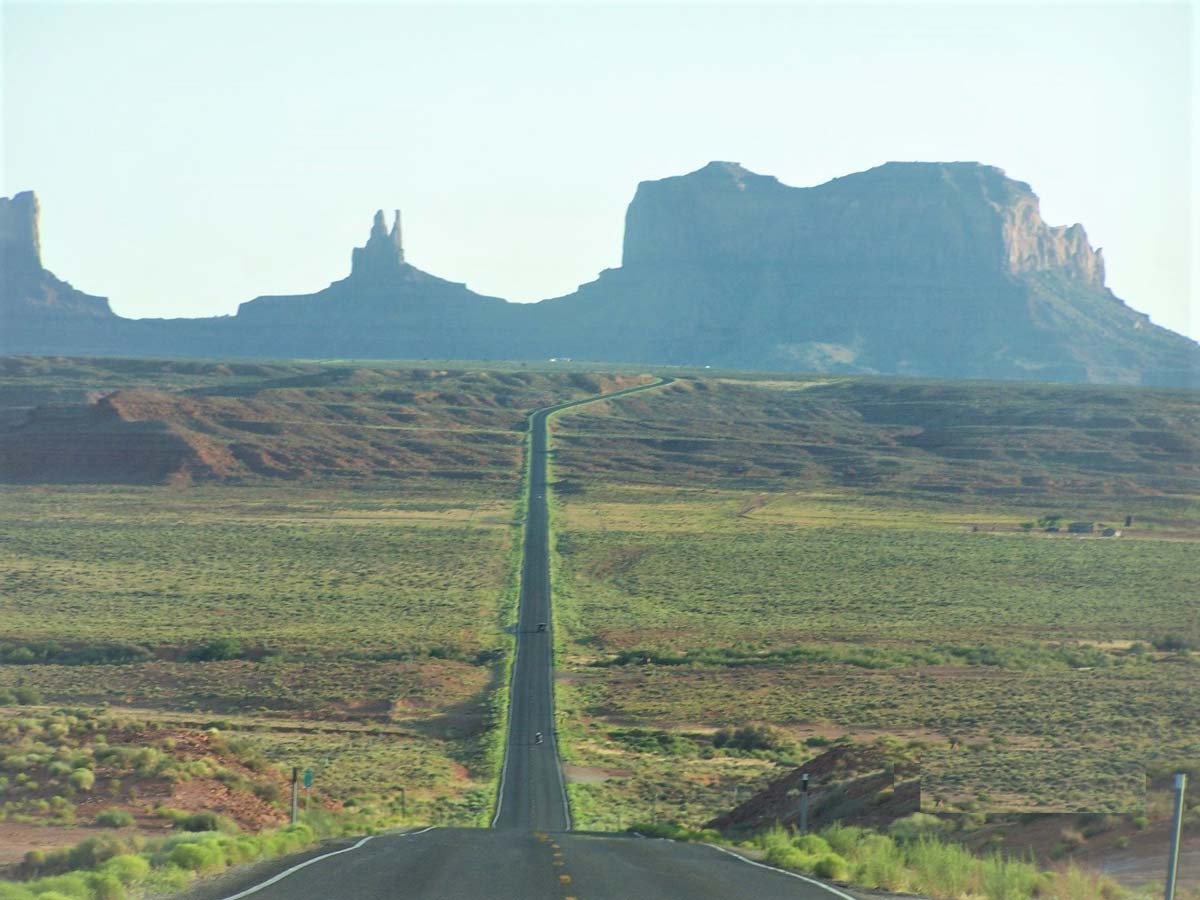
[1,168,1196,387]
[536,161,1194,385]
[1,191,42,275]
[1,191,116,323]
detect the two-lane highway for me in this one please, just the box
[195,827,861,900]
[191,378,866,899]
[494,378,676,832]
[491,398,573,831]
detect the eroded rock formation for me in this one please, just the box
[1,166,1196,387]
[350,209,405,280]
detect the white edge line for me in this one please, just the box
[703,842,861,900]
[219,826,435,900]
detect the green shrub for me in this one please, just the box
[65,834,126,869]
[95,808,135,828]
[1152,633,1198,652]
[68,769,95,791]
[712,724,788,752]
[13,686,42,705]
[889,812,952,842]
[980,852,1044,900]
[87,873,127,900]
[755,824,798,864]
[185,638,246,662]
[0,641,153,667]
[792,833,831,856]
[169,841,222,872]
[626,821,717,842]
[822,823,869,857]
[176,811,221,832]
[23,872,92,897]
[813,852,850,881]
[99,854,150,885]
[252,781,283,804]
[904,837,977,897]
[849,833,909,891]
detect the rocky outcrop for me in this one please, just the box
[537,161,1196,385]
[231,209,520,360]
[620,160,1105,284]
[1,191,42,275]
[1,170,1196,387]
[350,209,405,280]
[1,190,116,329]
[0,392,236,484]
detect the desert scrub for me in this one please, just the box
[751,822,1136,899]
[2,819,330,899]
[94,808,135,828]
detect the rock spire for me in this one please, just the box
[351,208,406,279]
[1,191,42,275]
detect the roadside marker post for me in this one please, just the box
[1166,772,1188,900]
[799,773,810,834]
[291,767,299,825]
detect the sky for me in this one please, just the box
[2,1,1196,340]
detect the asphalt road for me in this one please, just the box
[193,828,860,900]
[494,378,676,832]
[491,398,571,831]
[193,379,863,898]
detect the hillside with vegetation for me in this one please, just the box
[547,374,1199,896]
[0,360,1195,898]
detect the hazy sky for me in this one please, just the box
[3,1,1196,339]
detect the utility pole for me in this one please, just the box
[290,767,299,825]
[1166,772,1188,900]
[799,773,810,834]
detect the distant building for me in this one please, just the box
[1067,522,1095,534]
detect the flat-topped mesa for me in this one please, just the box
[1,191,43,275]
[621,160,1107,288]
[350,208,405,280]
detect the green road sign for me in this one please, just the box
[303,768,313,789]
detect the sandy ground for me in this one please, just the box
[1096,835,1200,891]
[0,822,140,867]
[563,763,632,785]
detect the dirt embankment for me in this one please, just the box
[0,368,655,485]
